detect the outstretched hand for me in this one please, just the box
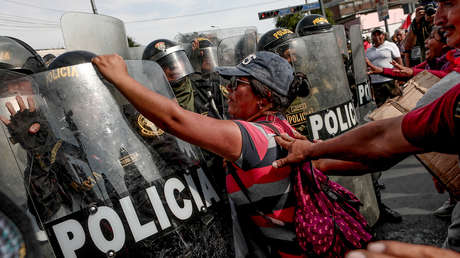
[366,58,383,74]
[91,54,129,85]
[0,96,40,134]
[273,132,312,168]
[345,241,460,258]
[391,60,413,77]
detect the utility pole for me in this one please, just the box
[90,0,98,14]
[319,0,326,17]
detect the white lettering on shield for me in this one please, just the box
[51,170,219,257]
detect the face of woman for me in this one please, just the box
[425,30,446,60]
[226,77,260,120]
[435,0,460,48]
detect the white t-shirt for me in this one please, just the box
[366,41,401,83]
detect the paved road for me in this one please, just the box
[373,155,451,247]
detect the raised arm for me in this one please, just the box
[92,54,242,162]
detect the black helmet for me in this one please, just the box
[257,28,296,52]
[142,39,194,83]
[295,14,332,36]
[142,39,178,61]
[48,50,97,70]
[0,36,46,74]
[42,54,56,66]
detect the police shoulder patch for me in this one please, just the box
[137,114,164,137]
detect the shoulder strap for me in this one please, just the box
[228,165,285,226]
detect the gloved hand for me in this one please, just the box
[0,96,55,154]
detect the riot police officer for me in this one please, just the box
[188,37,226,119]
[142,39,196,112]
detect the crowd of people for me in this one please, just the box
[0,0,460,257]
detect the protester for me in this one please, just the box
[404,4,436,66]
[366,28,403,107]
[367,26,454,80]
[393,29,406,57]
[272,1,460,255]
[92,51,320,257]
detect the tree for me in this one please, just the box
[311,9,336,25]
[274,9,336,31]
[275,13,304,31]
[127,36,140,47]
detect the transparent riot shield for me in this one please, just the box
[175,26,257,48]
[0,70,34,206]
[350,24,376,123]
[0,70,57,254]
[274,35,379,226]
[217,33,257,66]
[333,25,348,59]
[188,46,219,74]
[61,12,130,59]
[128,46,145,60]
[4,62,232,257]
[274,34,356,140]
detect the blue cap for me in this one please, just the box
[215,51,294,97]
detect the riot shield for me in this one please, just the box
[274,34,356,140]
[333,25,348,59]
[188,46,219,74]
[0,70,34,206]
[216,33,257,66]
[3,61,232,257]
[61,12,130,59]
[350,24,376,123]
[274,34,379,226]
[128,46,145,60]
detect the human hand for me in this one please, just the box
[192,39,200,51]
[345,241,460,258]
[91,54,129,86]
[273,132,312,168]
[415,6,425,23]
[366,59,384,74]
[391,61,413,77]
[0,96,52,151]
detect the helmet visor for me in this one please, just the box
[157,50,194,83]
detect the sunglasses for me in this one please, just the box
[225,76,251,91]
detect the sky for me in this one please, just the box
[1,0,313,50]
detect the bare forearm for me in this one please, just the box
[308,116,422,164]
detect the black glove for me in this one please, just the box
[7,109,56,154]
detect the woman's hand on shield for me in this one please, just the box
[0,96,40,134]
[92,54,129,86]
[345,241,460,258]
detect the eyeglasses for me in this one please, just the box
[225,76,251,91]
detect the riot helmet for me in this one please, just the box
[0,36,46,74]
[256,28,296,52]
[190,37,218,74]
[142,39,194,83]
[295,14,332,36]
[257,28,300,66]
[42,53,56,67]
[48,50,96,70]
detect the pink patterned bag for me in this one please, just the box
[294,161,373,257]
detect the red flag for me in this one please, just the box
[400,13,412,30]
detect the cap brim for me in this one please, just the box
[215,66,250,78]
